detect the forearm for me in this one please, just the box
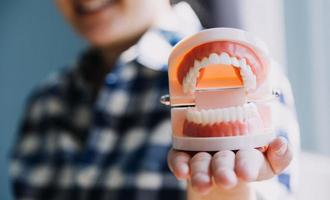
[187,181,256,200]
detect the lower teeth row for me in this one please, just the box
[186,103,258,125]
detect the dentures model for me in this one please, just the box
[163,28,275,151]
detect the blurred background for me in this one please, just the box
[1,0,330,199]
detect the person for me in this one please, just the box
[10,0,299,199]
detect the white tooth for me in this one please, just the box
[189,82,195,89]
[186,69,194,81]
[240,66,254,91]
[246,76,256,91]
[219,53,231,65]
[200,57,209,68]
[209,53,220,64]
[205,110,211,124]
[240,69,246,77]
[194,60,201,69]
[237,107,244,121]
[83,0,108,10]
[186,104,260,125]
[184,69,194,82]
[193,64,200,75]
[198,110,203,124]
[222,108,229,122]
[211,110,217,124]
[239,58,247,67]
[183,78,188,93]
[190,110,196,123]
[194,111,200,123]
[245,64,252,72]
[242,105,247,120]
[226,108,232,121]
[240,71,248,82]
[201,110,208,125]
[186,80,192,93]
[230,107,236,121]
[213,109,219,123]
[244,68,256,91]
[251,75,257,89]
[190,77,196,85]
[196,111,202,124]
[246,104,255,118]
[247,108,253,118]
[216,109,223,122]
[231,57,240,67]
[227,108,233,121]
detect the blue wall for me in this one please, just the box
[0,0,86,199]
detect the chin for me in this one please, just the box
[81,24,147,50]
[81,27,119,48]
[85,35,113,48]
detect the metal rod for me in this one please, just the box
[160,89,282,107]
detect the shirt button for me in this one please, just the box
[106,73,118,85]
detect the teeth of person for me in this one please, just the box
[182,52,257,94]
[186,103,258,125]
[81,0,110,11]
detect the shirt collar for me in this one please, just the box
[120,2,202,71]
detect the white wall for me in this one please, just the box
[238,0,287,69]
[285,0,330,155]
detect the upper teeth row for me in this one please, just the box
[186,103,258,125]
[81,0,110,11]
[183,52,257,94]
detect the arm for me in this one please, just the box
[10,92,80,199]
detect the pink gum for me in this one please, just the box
[183,120,249,137]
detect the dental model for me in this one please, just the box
[162,28,275,151]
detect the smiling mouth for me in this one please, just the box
[75,0,116,15]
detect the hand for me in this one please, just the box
[167,137,292,195]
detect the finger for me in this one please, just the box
[256,145,268,153]
[266,136,293,174]
[211,150,238,189]
[167,149,190,180]
[190,152,212,195]
[235,149,270,182]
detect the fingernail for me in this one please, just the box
[239,160,257,181]
[223,170,237,189]
[245,164,258,181]
[275,138,287,156]
[175,164,189,180]
[192,173,211,194]
[180,164,189,175]
[193,173,210,183]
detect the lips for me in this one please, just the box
[75,0,115,14]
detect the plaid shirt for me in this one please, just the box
[9,3,299,200]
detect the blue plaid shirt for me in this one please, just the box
[10,3,299,200]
